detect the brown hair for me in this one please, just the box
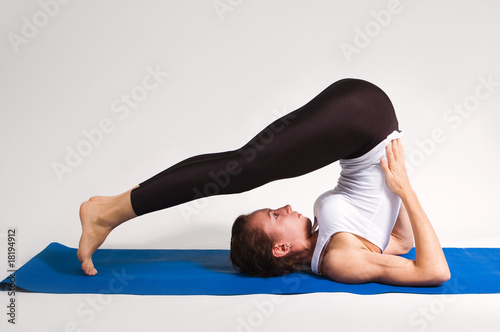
[229,213,302,277]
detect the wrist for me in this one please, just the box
[398,184,415,201]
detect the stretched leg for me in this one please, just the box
[78,78,399,275]
[130,78,399,215]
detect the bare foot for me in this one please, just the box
[77,197,116,276]
[77,189,137,275]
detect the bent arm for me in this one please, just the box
[324,206,450,286]
[323,139,450,286]
[398,185,450,284]
[380,138,450,284]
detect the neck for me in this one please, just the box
[293,231,318,266]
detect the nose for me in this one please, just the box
[284,205,292,214]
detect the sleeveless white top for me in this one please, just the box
[311,130,403,275]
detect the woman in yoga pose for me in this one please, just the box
[78,78,450,286]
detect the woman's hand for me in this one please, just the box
[380,138,411,197]
[322,137,450,286]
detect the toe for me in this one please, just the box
[82,259,97,276]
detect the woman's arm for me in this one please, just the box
[383,201,414,255]
[322,138,450,286]
[380,138,450,283]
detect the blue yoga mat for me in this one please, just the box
[1,242,499,295]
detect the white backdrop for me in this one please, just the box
[1,1,499,331]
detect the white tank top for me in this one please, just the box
[311,130,403,275]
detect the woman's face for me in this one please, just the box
[247,205,312,247]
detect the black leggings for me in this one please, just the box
[130,78,399,216]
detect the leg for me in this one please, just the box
[78,78,399,275]
[130,78,399,215]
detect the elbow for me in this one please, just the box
[427,266,451,286]
[417,264,451,286]
[438,267,451,284]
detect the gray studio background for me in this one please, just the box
[1,1,499,331]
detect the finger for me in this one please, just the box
[385,142,396,165]
[380,157,389,173]
[395,138,405,159]
[380,157,391,176]
[399,139,405,157]
[392,139,400,162]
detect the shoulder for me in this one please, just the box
[321,247,370,284]
[319,233,372,284]
[319,233,415,285]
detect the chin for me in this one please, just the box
[304,216,313,231]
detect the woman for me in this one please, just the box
[77,78,450,286]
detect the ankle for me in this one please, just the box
[98,193,136,228]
